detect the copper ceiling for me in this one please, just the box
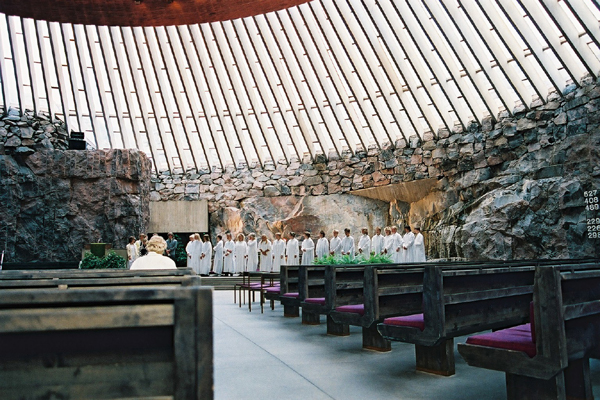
[0,0,311,26]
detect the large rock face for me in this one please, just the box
[0,149,151,262]
[210,194,388,241]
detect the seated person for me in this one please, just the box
[130,235,177,270]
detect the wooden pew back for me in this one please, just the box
[0,267,196,280]
[0,286,213,399]
[298,265,326,300]
[0,275,202,290]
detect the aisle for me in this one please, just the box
[213,290,536,400]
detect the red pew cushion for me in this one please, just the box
[465,324,536,358]
[382,313,425,331]
[335,304,365,316]
[265,287,280,294]
[304,297,326,305]
[282,292,299,298]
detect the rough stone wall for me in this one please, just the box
[0,108,69,155]
[151,78,600,260]
[0,149,151,262]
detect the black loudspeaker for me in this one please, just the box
[68,139,86,150]
[70,132,85,140]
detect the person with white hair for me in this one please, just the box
[223,233,235,276]
[190,233,202,274]
[258,234,272,272]
[213,234,224,275]
[301,231,315,265]
[233,233,248,275]
[271,232,286,273]
[185,234,195,269]
[130,235,176,270]
[286,232,299,266]
[246,233,259,272]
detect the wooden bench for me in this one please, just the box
[458,264,600,400]
[277,265,301,317]
[0,267,196,280]
[0,274,202,290]
[297,265,326,325]
[0,286,213,399]
[377,264,537,375]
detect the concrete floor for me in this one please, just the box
[213,290,600,400]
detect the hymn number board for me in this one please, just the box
[585,189,600,239]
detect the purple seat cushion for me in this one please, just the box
[335,304,365,316]
[265,287,280,294]
[382,313,425,331]
[282,292,299,298]
[304,297,326,305]
[465,324,536,358]
[530,302,536,343]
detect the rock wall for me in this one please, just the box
[0,108,69,155]
[0,149,151,263]
[151,77,600,260]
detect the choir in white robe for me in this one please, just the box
[246,238,258,271]
[383,233,393,256]
[213,240,224,275]
[340,235,355,259]
[329,235,342,256]
[371,233,384,255]
[223,239,235,274]
[271,239,286,272]
[233,240,248,274]
[402,231,415,263]
[413,232,426,263]
[357,234,371,258]
[200,240,212,275]
[258,240,272,272]
[301,238,315,265]
[185,240,194,269]
[315,237,329,259]
[286,238,300,265]
[392,232,403,263]
[191,240,203,274]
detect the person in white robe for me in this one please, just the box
[185,234,195,269]
[200,234,212,275]
[271,233,286,272]
[126,236,137,269]
[315,230,329,260]
[286,232,300,266]
[391,226,403,264]
[258,235,272,272]
[190,233,202,274]
[213,235,224,275]
[301,231,315,265]
[357,228,371,259]
[329,229,342,256]
[340,228,355,260]
[402,226,415,263]
[246,233,259,272]
[383,227,393,256]
[223,233,235,276]
[413,227,426,263]
[233,234,248,275]
[371,227,384,256]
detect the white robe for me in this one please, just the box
[329,236,342,256]
[402,232,415,263]
[213,241,224,274]
[315,237,329,259]
[223,240,235,273]
[271,239,286,272]
[200,241,212,275]
[392,233,403,263]
[357,234,371,258]
[258,240,272,272]
[371,234,384,255]
[286,238,299,266]
[340,236,355,259]
[191,240,203,274]
[383,234,393,256]
[413,232,426,263]
[186,240,195,269]
[246,239,258,271]
[233,241,247,273]
[301,238,315,265]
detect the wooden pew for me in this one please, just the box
[458,264,600,400]
[0,274,202,290]
[0,267,196,280]
[377,264,536,375]
[297,265,326,325]
[0,286,213,399]
[278,265,301,317]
